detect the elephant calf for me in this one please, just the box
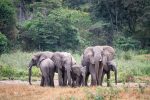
[71,64,86,87]
[101,60,117,87]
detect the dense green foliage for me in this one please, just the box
[90,0,150,48]
[114,36,141,51]
[0,0,149,52]
[0,32,8,54]
[20,9,81,51]
[0,0,16,40]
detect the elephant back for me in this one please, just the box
[40,58,54,69]
[40,51,54,59]
[51,52,63,68]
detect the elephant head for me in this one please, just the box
[82,46,115,86]
[28,51,53,85]
[71,64,86,87]
[96,46,115,85]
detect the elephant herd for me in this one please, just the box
[28,45,117,87]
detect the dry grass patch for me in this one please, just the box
[0,84,150,100]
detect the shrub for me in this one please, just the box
[114,36,141,51]
[0,66,15,78]
[123,51,132,60]
[0,32,8,54]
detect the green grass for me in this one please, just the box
[0,51,40,80]
[0,50,149,82]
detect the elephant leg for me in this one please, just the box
[66,69,72,86]
[85,72,90,86]
[72,80,75,87]
[76,77,80,86]
[50,70,55,87]
[44,75,50,86]
[63,70,67,86]
[89,64,97,86]
[101,72,105,86]
[40,76,44,86]
[98,66,104,86]
[107,72,110,87]
[79,76,82,86]
[58,69,63,86]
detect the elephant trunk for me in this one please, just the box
[28,62,32,85]
[114,67,117,85]
[95,61,99,85]
[82,76,85,86]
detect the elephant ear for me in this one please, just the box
[90,57,95,64]
[81,66,86,76]
[38,55,47,66]
[102,46,115,61]
[89,49,95,64]
[33,52,47,67]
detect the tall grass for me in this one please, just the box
[0,51,39,80]
[0,50,149,82]
[116,50,150,82]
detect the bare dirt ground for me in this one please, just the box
[0,80,150,100]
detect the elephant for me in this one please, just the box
[28,51,55,87]
[71,64,86,87]
[101,60,117,86]
[51,52,76,86]
[81,46,115,86]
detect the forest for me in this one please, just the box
[0,0,150,53]
[0,0,150,100]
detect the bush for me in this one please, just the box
[0,66,15,78]
[0,32,8,54]
[114,36,141,51]
[123,51,132,60]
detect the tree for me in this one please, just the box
[0,0,17,40]
[20,11,81,51]
[90,0,150,48]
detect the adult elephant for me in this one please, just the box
[81,46,115,86]
[51,52,76,86]
[28,51,55,86]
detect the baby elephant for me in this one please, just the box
[102,60,117,86]
[71,64,86,87]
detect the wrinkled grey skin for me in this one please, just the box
[51,52,76,86]
[28,51,55,87]
[81,46,115,86]
[102,60,117,87]
[71,64,86,87]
